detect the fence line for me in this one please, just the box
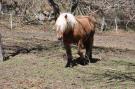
[0,12,135,32]
[104,18,135,22]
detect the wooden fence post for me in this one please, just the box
[10,13,13,30]
[115,17,118,33]
[101,17,106,32]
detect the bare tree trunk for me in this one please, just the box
[0,1,2,13]
[0,34,3,62]
[70,0,79,15]
[48,0,60,21]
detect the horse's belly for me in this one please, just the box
[63,37,78,45]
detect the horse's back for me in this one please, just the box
[76,16,95,33]
[76,15,96,24]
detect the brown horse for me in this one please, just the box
[55,13,96,67]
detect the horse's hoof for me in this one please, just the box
[65,62,70,67]
[84,59,89,64]
[90,59,97,63]
[65,65,72,68]
[81,59,89,65]
[65,64,70,67]
[84,57,90,63]
[65,62,73,68]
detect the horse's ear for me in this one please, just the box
[65,14,67,19]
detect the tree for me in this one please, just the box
[48,0,60,21]
[0,34,3,62]
[70,0,79,14]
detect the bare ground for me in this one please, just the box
[0,23,135,89]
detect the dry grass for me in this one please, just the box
[0,18,135,89]
[0,48,135,89]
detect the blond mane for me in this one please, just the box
[55,13,77,32]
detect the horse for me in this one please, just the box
[55,13,96,67]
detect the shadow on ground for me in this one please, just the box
[71,57,100,67]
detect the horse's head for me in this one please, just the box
[56,26,63,40]
[55,14,67,40]
[55,13,77,41]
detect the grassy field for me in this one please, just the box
[0,46,135,89]
[0,20,135,89]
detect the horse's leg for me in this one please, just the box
[85,41,90,62]
[64,43,73,67]
[89,37,94,62]
[78,40,84,59]
[78,40,89,65]
[85,32,95,63]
